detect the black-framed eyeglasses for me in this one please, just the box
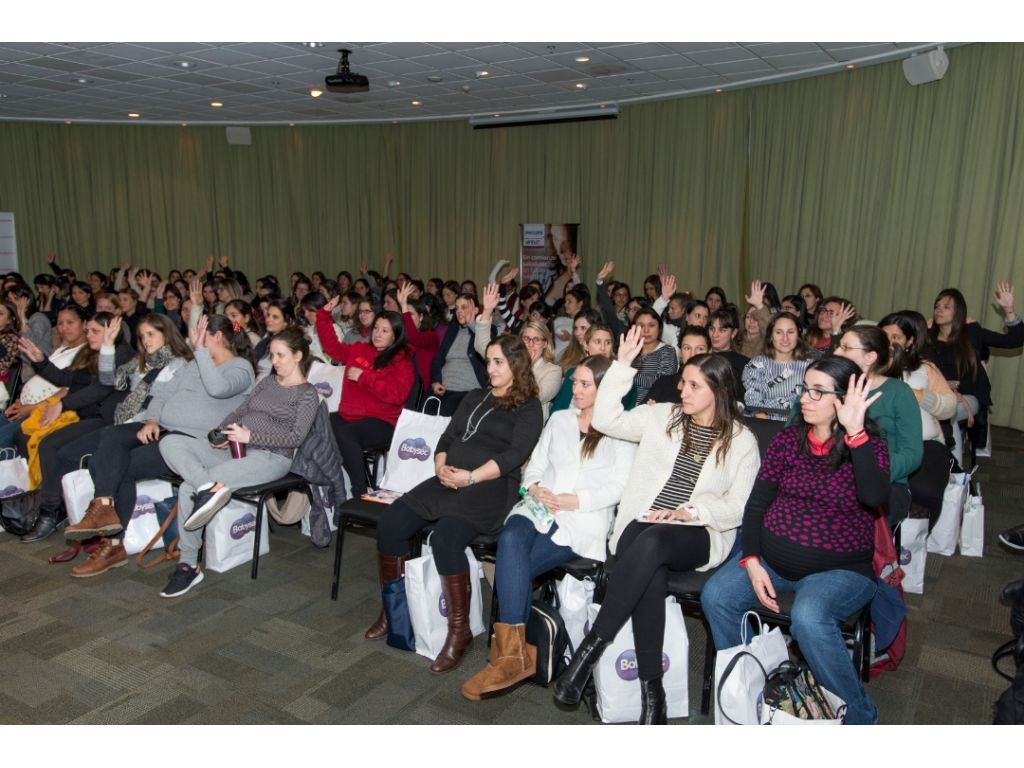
[793,384,845,401]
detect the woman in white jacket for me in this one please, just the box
[461,355,634,701]
[553,325,760,724]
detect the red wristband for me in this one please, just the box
[844,430,869,448]
[739,555,759,569]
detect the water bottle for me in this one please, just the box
[518,486,554,529]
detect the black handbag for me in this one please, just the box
[0,490,41,537]
[526,583,573,686]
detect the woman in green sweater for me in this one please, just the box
[835,326,922,524]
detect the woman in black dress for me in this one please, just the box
[367,334,544,673]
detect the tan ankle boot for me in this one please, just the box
[461,623,536,700]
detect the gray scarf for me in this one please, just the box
[113,345,177,425]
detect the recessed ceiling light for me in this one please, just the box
[388,80,401,87]
[599,104,607,108]
[426,75,443,83]
[176,61,195,69]
[210,101,223,108]
[309,88,323,98]
[304,42,324,49]
[128,112,140,118]
[410,100,422,106]
[64,120,72,125]
[181,122,188,127]
[715,88,722,93]
[289,122,295,127]
[493,113,500,117]
[72,77,92,85]
[575,56,590,63]
[575,83,587,90]
[0,94,7,98]
[846,64,855,70]
[475,70,489,78]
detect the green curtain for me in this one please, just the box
[2,42,1023,426]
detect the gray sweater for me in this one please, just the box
[219,375,320,459]
[136,348,255,438]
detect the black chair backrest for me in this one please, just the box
[742,415,785,458]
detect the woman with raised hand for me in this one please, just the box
[806,297,857,354]
[553,325,759,724]
[59,313,255,575]
[397,281,440,392]
[315,295,415,498]
[461,355,636,700]
[367,335,543,674]
[927,282,1022,456]
[556,308,603,373]
[742,311,812,421]
[157,326,317,597]
[738,280,772,359]
[702,357,890,725]
[628,307,678,406]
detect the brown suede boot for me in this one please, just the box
[430,572,474,674]
[364,553,408,640]
[65,497,123,541]
[461,622,536,700]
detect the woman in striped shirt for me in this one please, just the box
[742,311,813,421]
[629,307,678,406]
[553,325,760,724]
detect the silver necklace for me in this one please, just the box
[462,392,495,442]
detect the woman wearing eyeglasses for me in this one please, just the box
[702,355,889,725]
[476,284,562,419]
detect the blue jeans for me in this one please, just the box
[0,414,27,451]
[494,515,575,624]
[702,554,879,725]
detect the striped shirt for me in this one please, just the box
[219,375,320,459]
[650,423,718,510]
[631,343,678,406]
[741,356,811,420]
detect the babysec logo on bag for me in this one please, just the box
[438,594,448,617]
[614,649,670,681]
[399,437,432,462]
[131,494,158,520]
[230,512,257,540]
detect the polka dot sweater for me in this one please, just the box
[741,426,890,581]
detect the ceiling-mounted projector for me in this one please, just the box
[325,48,369,93]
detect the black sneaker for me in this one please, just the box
[160,564,205,598]
[998,524,1024,552]
[183,482,232,531]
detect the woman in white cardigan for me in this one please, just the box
[461,355,634,701]
[553,325,760,724]
[476,284,562,418]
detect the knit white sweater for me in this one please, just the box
[593,360,761,566]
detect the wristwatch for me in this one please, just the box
[467,471,476,486]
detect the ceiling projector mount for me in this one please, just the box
[325,49,369,93]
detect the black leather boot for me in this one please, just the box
[552,631,609,706]
[639,676,667,724]
[21,507,65,543]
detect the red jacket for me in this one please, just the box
[315,309,414,426]
[401,311,438,391]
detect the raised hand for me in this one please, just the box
[597,261,615,282]
[834,373,882,435]
[994,281,1016,317]
[661,273,677,300]
[568,253,581,273]
[219,255,230,268]
[120,260,131,272]
[205,255,214,273]
[745,280,765,309]
[499,266,519,285]
[359,259,369,275]
[189,277,203,307]
[657,262,669,280]
[46,251,56,264]
[617,324,645,366]
[324,294,341,314]
[102,315,122,346]
[833,302,856,330]
[17,336,45,363]
[396,282,414,311]
[190,312,209,349]
[482,282,500,314]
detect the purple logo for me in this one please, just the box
[0,484,25,499]
[899,546,911,566]
[614,649,670,681]
[230,512,256,540]
[399,437,431,462]
[131,494,157,520]
[314,381,334,399]
[438,593,448,617]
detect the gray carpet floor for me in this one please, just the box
[1,427,1022,725]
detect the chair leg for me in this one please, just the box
[701,614,715,716]
[251,492,271,580]
[488,571,499,649]
[331,522,346,601]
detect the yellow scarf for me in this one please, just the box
[20,395,80,489]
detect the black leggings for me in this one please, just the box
[376,499,478,576]
[329,414,395,496]
[593,520,710,681]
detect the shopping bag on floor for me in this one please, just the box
[404,536,484,660]
[898,517,929,594]
[927,470,971,556]
[959,482,985,557]
[557,574,595,655]
[758,660,846,725]
[0,447,30,499]
[379,398,450,493]
[589,597,689,723]
[62,460,94,525]
[123,479,174,554]
[203,498,270,573]
[714,610,790,725]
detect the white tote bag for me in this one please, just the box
[898,517,929,594]
[308,360,344,413]
[557,575,595,656]
[927,470,972,556]
[379,398,451,493]
[714,611,790,725]
[123,479,174,555]
[62,464,95,525]
[959,483,985,557]
[404,538,485,660]
[0,447,30,499]
[589,597,690,723]
[203,498,270,573]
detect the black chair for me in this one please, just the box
[229,473,314,579]
[362,448,388,491]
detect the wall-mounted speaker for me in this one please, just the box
[902,47,949,86]
[226,126,252,145]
